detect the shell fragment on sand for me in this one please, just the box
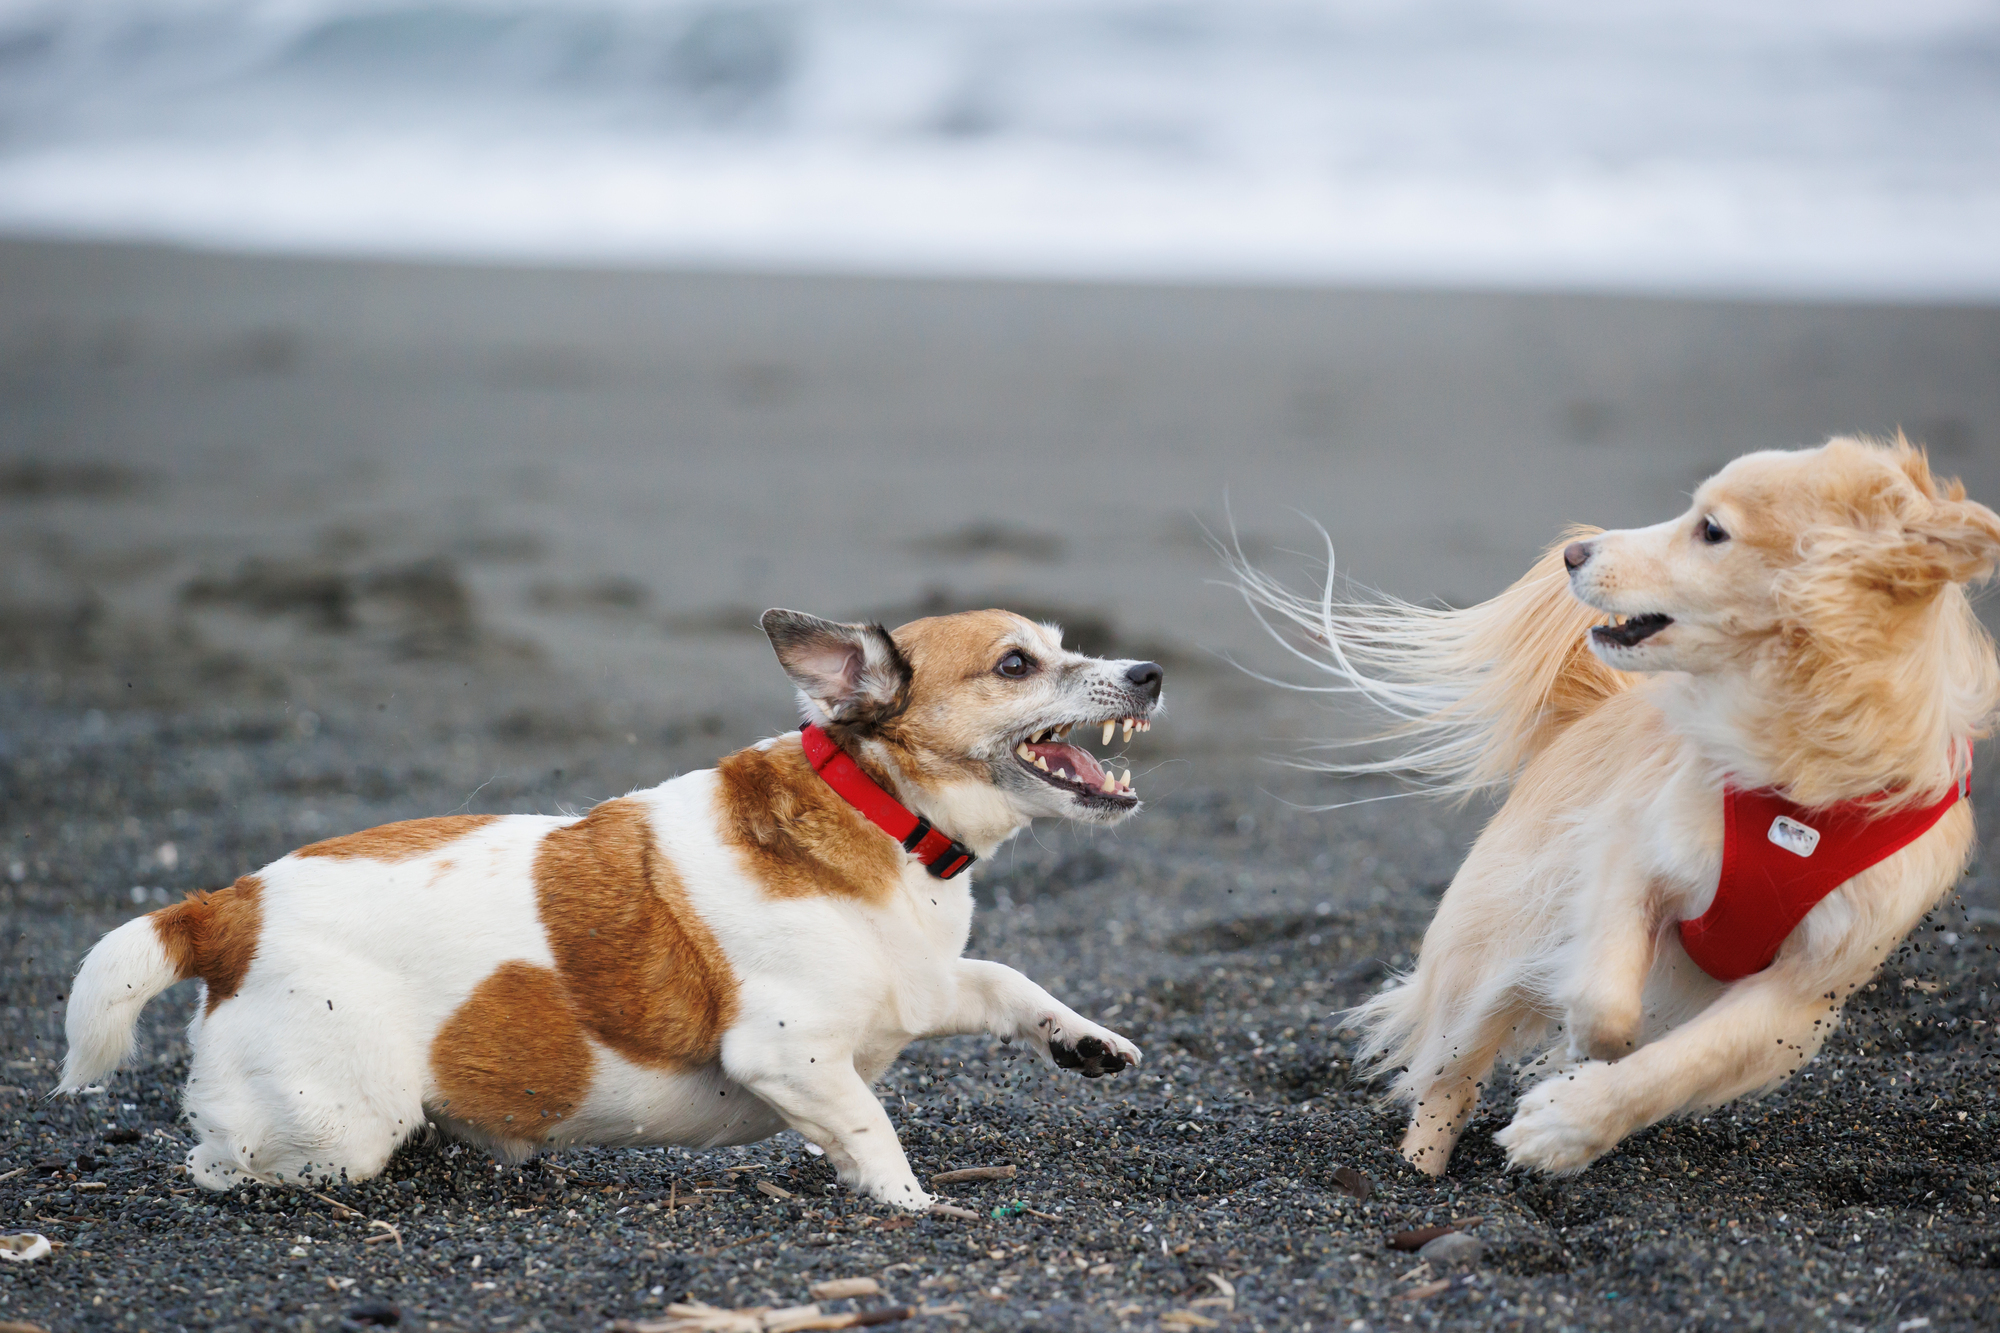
[611,1302,914,1332]
[0,1233,51,1264]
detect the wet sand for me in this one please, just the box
[2,237,1997,1331]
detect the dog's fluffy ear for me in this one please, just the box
[1862,436,2000,595]
[1810,479,2000,604]
[1888,495,2000,592]
[760,609,912,727]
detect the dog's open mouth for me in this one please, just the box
[1591,612,1673,648]
[1012,715,1152,804]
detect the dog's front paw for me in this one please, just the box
[1493,1071,1622,1175]
[860,1175,934,1213]
[1041,1015,1142,1078]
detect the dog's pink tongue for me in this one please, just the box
[1027,741,1106,787]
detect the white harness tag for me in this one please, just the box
[1767,814,1821,858]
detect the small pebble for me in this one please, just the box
[1416,1232,1484,1269]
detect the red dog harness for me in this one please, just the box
[799,723,977,880]
[1678,755,1970,982]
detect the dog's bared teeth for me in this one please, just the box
[1101,720,1115,745]
[1122,718,1134,742]
[1120,769,1132,790]
[1035,756,1050,771]
[1099,771,1117,793]
[1016,743,1034,760]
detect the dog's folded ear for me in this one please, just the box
[1900,495,2000,590]
[760,609,913,727]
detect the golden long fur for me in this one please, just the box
[1237,436,2000,1174]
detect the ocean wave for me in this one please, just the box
[1,0,1997,294]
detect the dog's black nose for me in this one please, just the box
[1563,540,1594,571]
[1125,661,1164,700]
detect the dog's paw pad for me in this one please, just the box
[1051,1034,1129,1079]
[1495,1089,1613,1175]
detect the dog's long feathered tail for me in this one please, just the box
[1228,527,1636,799]
[1231,527,1640,1094]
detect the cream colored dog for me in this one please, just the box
[1237,436,2000,1174]
[61,609,1161,1207]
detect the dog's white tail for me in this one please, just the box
[59,913,185,1092]
[1229,527,1635,797]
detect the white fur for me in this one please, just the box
[61,611,1160,1208]
[60,915,182,1091]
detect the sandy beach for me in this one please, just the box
[2,236,1998,1331]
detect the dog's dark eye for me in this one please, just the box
[1700,516,1730,545]
[995,650,1034,679]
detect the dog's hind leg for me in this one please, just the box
[183,967,427,1190]
[1353,842,1547,1175]
[1395,992,1538,1176]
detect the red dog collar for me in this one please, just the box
[799,723,976,880]
[1679,750,1971,982]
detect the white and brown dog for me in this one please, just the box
[60,609,1161,1209]
[1237,436,2000,1175]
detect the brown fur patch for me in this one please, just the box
[429,962,594,1141]
[152,875,265,1014]
[294,814,499,862]
[534,797,740,1065]
[872,609,1056,786]
[893,609,1035,689]
[715,739,905,902]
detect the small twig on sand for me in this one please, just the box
[363,1220,403,1249]
[928,1166,1016,1186]
[755,1180,796,1201]
[809,1277,881,1301]
[308,1190,363,1221]
[1387,1218,1484,1251]
[927,1204,979,1222]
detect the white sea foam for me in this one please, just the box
[0,0,1995,297]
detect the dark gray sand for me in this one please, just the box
[3,239,1999,1331]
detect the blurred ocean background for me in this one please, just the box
[1,0,1998,296]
